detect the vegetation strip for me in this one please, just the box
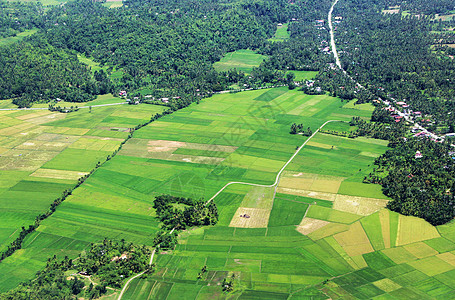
[0,105,177,263]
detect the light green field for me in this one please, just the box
[268,23,290,42]
[103,1,123,8]
[2,87,455,299]
[0,29,38,46]
[213,49,267,74]
[286,70,319,81]
[32,93,125,108]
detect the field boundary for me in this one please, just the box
[207,120,342,203]
[117,249,156,300]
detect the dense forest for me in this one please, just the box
[0,0,336,107]
[0,1,42,38]
[152,195,218,251]
[368,139,455,225]
[332,0,455,130]
[0,41,108,107]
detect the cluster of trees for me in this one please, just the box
[1,239,152,299]
[290,123,313,136]
[0,1,42,38]
[222,274,236,292]
[368,138,455,225]
[349,114,407,142]
[76,239,152,287]
[0,41,101,107]
[0,0,341,108]
[152,195,218,251]
[48,104,80,113]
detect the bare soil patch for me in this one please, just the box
[296,218,330,235]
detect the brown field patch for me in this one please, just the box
[444,44,455,48]
[229,207,271,228]
[334,222,374,257]
[30,168,89,180]
[333,195,388,216]
[16,111,51,120]
[276,187,336,201]
[167,154,225,165]
[437,253,455,266]
[185,143,237,153]
[296,218,330,235]
[148,146,175,153]
[306,141,337,150]
[279,177,313,190]
[310,179,342,193]
[15,140,47,150]
[27,113,67,125]
[148,140,186,147]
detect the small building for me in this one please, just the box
[119,90,127,97]
[415,151,423,159]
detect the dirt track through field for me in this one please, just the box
[207,120,342,204]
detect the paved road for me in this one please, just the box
[328,0,343,71]
[117,249,156,300]
[207,120,341,203]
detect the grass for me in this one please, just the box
[3,87,455,299]
[213,49,266,74]
[268,23,290,42]
[286,70,319,81]
[0,29,38,46]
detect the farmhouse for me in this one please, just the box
[415,151,423,159]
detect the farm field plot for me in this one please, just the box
[4,87,453,299]
[0,99,165,264]
[213,49,267,74]
[268,22,290,42]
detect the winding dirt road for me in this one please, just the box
[117,249,156,300]
[207,120,341,203]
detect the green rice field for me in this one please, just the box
[0,96,165,260]
[2,88,455,299]
[268,23,290,42]
[213,49,267,74]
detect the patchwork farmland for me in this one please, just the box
[0,94,165,262]
[2,88,455,299]
[213,49,267,74]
